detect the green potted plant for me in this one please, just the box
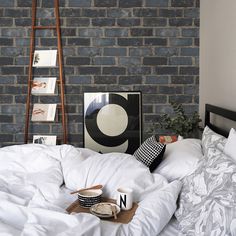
[152,103,202,139]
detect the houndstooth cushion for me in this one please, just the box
[133,135,166,172]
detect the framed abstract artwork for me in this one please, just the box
[83,92,142,154]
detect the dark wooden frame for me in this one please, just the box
[205,104,236,137]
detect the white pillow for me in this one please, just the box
[120,180,182,236]
[224,128,236,161]
[153,139,203,182]
[201,126,227,157]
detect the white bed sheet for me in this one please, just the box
[37,185,181,236]
[158,217,179,236]
[50,186,181,236]
[58,187,181,236]
[0,144,182,236]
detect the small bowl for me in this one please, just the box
[78,189,102,208]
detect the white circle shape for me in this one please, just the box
[97,104,128,136]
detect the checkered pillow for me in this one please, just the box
[133,135,166,172]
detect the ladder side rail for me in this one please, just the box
[24,0,37,144]
[54,0,67,144]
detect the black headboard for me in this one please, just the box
[205,104,236,137]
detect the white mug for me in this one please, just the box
[116,187,133,210]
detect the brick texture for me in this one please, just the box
[0,0,199,147]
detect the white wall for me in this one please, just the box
[200,0,236,128]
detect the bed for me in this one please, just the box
[0,104,236,236]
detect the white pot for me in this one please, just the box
[178,135,184,141]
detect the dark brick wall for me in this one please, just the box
[0,0,199,147]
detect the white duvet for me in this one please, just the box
[0,144,181,236]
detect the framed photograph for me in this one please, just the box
[31,77,57,95]
[83,92,142,154]
[31,104,57,122]
[33,135,57,145]
[33,50,57,67]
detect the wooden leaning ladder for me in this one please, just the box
[24,0,67,144]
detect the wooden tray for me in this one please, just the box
[66,197,138,224]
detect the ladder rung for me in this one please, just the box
[30,79,60,83]
[33,26,57,30]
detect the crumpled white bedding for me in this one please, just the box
[0,144,182,236]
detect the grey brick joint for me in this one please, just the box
[0,0,199,147]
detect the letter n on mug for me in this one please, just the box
[116,187,133,210]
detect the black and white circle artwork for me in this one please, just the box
[84,92,141,154]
